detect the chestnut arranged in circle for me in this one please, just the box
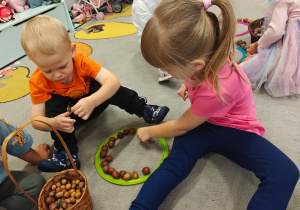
[100,128,151,180]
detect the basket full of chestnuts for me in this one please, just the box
[2,119,93,210]
[248,18,264,43]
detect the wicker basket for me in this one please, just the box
[2,119,93,210]
[248,18,264,43]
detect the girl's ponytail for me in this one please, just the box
[202,0,237,100]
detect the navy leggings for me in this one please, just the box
[130,122,299,210]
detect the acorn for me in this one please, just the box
[103,165,109,173]
[109,137,115,142]
[123,172,131,180]
[46,197,54,205]
[132,171,139,179]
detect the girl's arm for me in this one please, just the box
[258,1,290,47]
[137,108,208,142]
[71,67,121,120]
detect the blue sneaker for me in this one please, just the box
[38,150,80,172]
[143,105,169,123]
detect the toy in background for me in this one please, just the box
[0,5,14,22]
[28,0,43,8]
[43,0,60,5]
[5,0,29,12]
[70,0,123,25]
[69,3,88,25]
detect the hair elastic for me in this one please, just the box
[203,0,212,10]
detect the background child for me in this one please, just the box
[0,116,50,209]
[130,0,299,209]
[240,0,300,97]
[20,15,169,173]
[132,0,173,82]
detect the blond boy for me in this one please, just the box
[20,15,169,172]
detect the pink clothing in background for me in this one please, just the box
[186,60,265,137]
[241,0,300,97]
[258,0,300,47]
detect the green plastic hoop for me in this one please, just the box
[95,127,169,185]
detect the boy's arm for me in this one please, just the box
[31,103,53,131]
[31,103,75,133]
[71,67,121,120]
[137,108,209,142]
[18,143,51,165]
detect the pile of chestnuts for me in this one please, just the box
[236,39,251,64]
[45,178,85,210]
[237,17,254,24]
[100,128,151,180]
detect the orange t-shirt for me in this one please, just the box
[29,53,101,104]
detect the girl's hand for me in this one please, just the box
[246,42,258,54]
[136,127,151,143]
[71,97,95,120]
[177,84,188,101]
[51,112,76,133]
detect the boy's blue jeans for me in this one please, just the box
[45,79,146,153]
[130,122,299,210]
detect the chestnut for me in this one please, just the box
[102,145,108,151]
[103,165,109,174]
[129,128,135,134]
[100,150,107,158]
[119,170,126,178]
[123,129,129,136]
[106,155,113,162]
[101,160,109,167]
[112,171,119,179]
[108,141,115,148]
[142,167,151,175]
[118,132,124,139]
[109,167,116,175]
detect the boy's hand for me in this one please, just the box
[177,84,188,101]
[51,112,76,133]
[246,42,258,54]
[36,143,51,159]
[136,127,151,143]
[71,97,95,120]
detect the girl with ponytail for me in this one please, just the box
[130,0,299,209]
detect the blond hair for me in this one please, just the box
[21,15,71,58]
[141,0,243,100]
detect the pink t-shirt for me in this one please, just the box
[186,60,265,136]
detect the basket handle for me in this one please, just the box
[1,118,80,209]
